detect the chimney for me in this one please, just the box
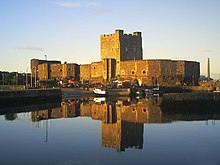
[207,58,210,81]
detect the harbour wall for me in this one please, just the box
[0,88,62,106]
[162,92,220,102]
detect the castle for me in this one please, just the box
[31,29,200,86]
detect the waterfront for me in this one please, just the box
[0,97,220,165]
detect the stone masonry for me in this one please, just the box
[32,29,200,86]
[80,29,200,86]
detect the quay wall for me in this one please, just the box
[162,92,220,103]
[0,88,62,106]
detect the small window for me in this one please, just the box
[59,69,62,72]
[68,68,71,71]
[132,71,134,74]
[94,67,95,69]
[132,108,136,113]
[142,70,146,74]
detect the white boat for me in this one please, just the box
[93,88,107,95]
[93,97,106,103]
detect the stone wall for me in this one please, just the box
[50,64,63,80]
[80,59,116,83]
[90,61,104,82]
[31,59,61,80]
[120,31,142,61]
[117,60,200,86]
[32,59,80,81]
[62,63,80,81]
[100,30,120,61]
[184,61,200,85]
[38,63,49,80]
[80,64,91,82]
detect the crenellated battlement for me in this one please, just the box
[101,29,141,38]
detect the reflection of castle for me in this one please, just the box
[31,98,163,151]
[29,97,220,151]
[31,101,80,121]
[101,102,143,152]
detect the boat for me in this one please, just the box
[93,88,107,96]
[152,87,160,94]
[93,97,106,103]
[145,87,161,96]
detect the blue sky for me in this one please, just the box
[0,0,220,77]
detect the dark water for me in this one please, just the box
[0,97,220,165]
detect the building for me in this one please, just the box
[30,59,61,81]
[80,59,116,83]
[31,59,80,82]
[31,29,200,86]
[100,29,143,61]
[80,29,200,86]
[50,63,80,81]
[118,59,200,86]
[0,71,31,86]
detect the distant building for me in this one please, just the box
[0,71,31,86]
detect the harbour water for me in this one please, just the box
[0,97,220,165]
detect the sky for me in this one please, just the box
[0,0,220,78]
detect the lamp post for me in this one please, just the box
[35,68,38,88]
[15,72,18,86]
[2,72,4,85]
[26,68,28,88]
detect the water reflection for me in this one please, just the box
[1,96,220,152]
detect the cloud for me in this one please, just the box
[16,46,44,52]
[203,50,212,53]
[55,0,111,15]
[56,1,81,7]
[86,1,100,6]
[90,7,112,15]
[55,0,102,8]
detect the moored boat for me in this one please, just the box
[93,88,107,96]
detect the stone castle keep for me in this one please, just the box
[31,29,200,86]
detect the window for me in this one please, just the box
[94,67,96,69]
[142,109,147,113]
[142,70,146,74]
[132,71,134,74]
[132,108,136,113]
[59,69,62,72]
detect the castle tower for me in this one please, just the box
[100,29,143,62]
[100,29,143,77]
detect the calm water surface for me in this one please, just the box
[0,97,220,165]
